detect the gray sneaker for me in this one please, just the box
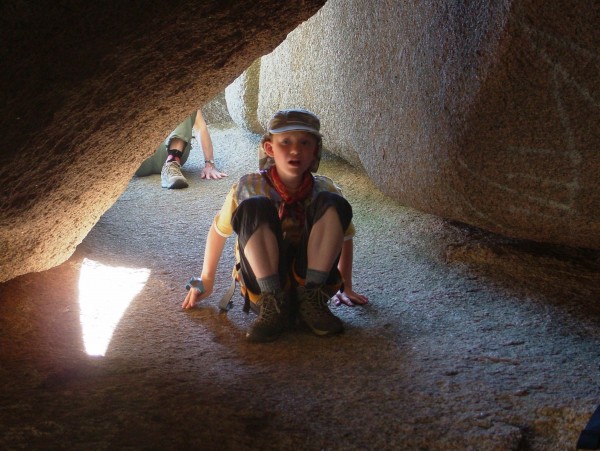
[246,291,288,343]
[297,285,343,336]
[161,161,188,189]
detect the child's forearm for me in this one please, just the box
[194,110,215,162]
[338,239,354,290]
[200,223,227,282]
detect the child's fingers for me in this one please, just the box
[352,293,369,305]
[334,290,369,306]
[182,291,198,309]
[182,288,213,309]
[333,291,354,307]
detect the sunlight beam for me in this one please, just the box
[78,258,150,356]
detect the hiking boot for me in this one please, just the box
[246,291,287,343]
[296,285,344,336]
[161,160,188,189]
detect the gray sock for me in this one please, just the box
[306,268,329,287]
[257,274,281,294]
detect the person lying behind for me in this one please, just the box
[135,109,227,189]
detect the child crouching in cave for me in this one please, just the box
[182,108,368,342]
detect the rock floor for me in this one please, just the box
[1,123,600,450]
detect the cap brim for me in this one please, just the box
[269,124,322,136]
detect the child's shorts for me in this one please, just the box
[230,191,352,309]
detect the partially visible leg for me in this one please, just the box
[160,112,196,189]
[134,140,168,177]
[233,197,288,342]
[135,112,195,188]
[243,223,280,280]
[295,191,353,285]
[233,197,286,296]
[295,192,352,336]
[167,110,196,168]
[306,206,344,275]
[135,113,195,175]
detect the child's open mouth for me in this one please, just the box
[288,160,301,167]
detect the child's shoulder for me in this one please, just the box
[234,171,271,200]
[314,173,335,183]
[237,171,264,185]
[313,174,339,190]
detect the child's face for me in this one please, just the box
[264,131,318,187]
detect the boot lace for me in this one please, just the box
[300,287,334,320]
[257,292,282,323]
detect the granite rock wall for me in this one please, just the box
[0,0,326,283]
[225,59,262,133]
[2,0,599,284]
[231,0,600,249]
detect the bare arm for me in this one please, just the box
[338,239,354,289]
[194,110,227,180]
[182,223,228,309]
[334,238,369,306]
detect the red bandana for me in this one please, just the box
[266,166,314,221]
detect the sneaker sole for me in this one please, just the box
[302,321,344,336]
[245,331,282,343]
[162,178,189,189]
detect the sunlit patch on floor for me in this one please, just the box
[78,258,150,356]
